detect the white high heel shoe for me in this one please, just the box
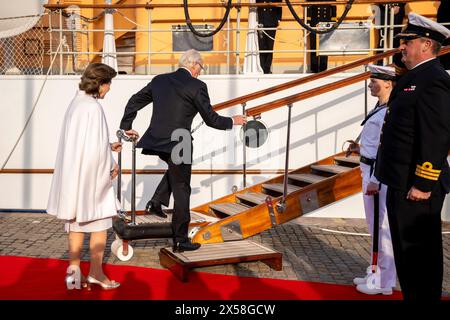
[87,275,120,290]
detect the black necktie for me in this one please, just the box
[361,102,387,126]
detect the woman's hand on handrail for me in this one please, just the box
[110,142,122,153]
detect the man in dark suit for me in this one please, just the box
[120,49,246,252]
[257,0,282,74]
[306,0,336,73]
[374,13,450,300]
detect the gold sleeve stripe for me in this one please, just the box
[415,168,440,178]
[415,171,439,181]
[416,162,441,174]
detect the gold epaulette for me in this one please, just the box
[415,162,441,181]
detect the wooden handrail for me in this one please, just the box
[213,49,398,111]
[247,72,370,116]
[44,0,428,9]
[246,45,450,116]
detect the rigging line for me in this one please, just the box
[115,10,149,28]
[1,41,63,171]
[260,28,302,46]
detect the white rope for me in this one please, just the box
[310,226,450,236]
[260,29,302,46]
[1,41,63,171]
[312,226,371,237]
[115,10,148,28]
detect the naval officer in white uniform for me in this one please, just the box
[347,65,397,295]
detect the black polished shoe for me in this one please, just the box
[173,240,201,253]
[145,201,167,219]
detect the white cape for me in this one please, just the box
[47,91,118,223]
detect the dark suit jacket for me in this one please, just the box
[375,59,450,193]
[256,0,282,27]
[120,68,233,154]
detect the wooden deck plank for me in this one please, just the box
[159,240,282,282]
[209,202,249,216]
[334,155,360,165]
[134,210,219,225]
[288,173,328,184]
[236,192,268,205]
[310,164,353,174]
[190,211,220,222]
[262,183,302,194]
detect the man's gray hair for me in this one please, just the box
[179,49,202,69]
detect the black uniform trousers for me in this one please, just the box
[386,183,445,300]
[258,29,277,74]
[150,152,192,244]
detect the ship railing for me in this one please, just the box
[35,0,444,75]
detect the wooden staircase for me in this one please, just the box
[190,152,361,244]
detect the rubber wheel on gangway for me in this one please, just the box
[111,237,134,261]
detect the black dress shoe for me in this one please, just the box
[145,201,167,219]
[173,240,201,253]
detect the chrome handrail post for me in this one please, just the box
[131,138,136,225]
[59,9,63,75]
[303,6,308,74]
[236,1,241,74]
[117,136,122,203]
[242,102,247,188]
[147,7,152,74]
[277,103,293,213]
[364,64,368,117]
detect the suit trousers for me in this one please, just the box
[258,28,277,74]
[360,163,396,288]
[386,183,445,300]
[150,152,192,243]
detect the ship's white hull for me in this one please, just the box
[1,74,448,220]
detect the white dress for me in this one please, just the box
[47,91,119,232]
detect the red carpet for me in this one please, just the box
[0,255,404,300]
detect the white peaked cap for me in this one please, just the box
[368,65,396,80]
[396,13,450,43]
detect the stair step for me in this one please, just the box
[209,202,249,216]
[236,192,268,205]
[310,164,353,174]
[262,183,302,194]
[334,155,360,165]
[288,173,328,184]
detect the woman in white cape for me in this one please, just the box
[47,63,121,290]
